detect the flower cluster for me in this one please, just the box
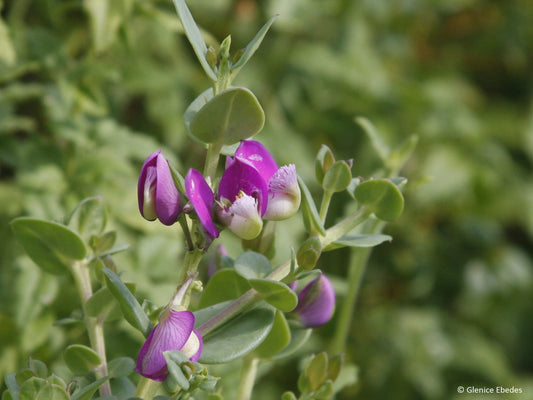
[138,140,301,241]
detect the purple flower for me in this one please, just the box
[230,140,300,221]
[185,168,220,239]
[292,274,335,328]
[184,140,300,240]
[138,150,181,226]
[135,309,202,381]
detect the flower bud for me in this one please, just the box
[263,164,301,221]
[296,236,322,270]
[138,150,181,226]
[135,309,202,381]
[292,274,335,328]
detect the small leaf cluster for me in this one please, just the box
[282,353,344,400]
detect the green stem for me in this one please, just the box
[134,376,162,399]
[237,355,259,400]
[71,261,111,397]
[321,207,372,247]
[319,190,333,223]
[330,219,384,354]
[203,140,223,182]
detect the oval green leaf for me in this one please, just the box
[248,279,298,312]
[195,303,275,364]
[63,345,102,376]
[322,161,352,193]
[234,251,272,280]
[70,377,110,400]
[189,87,265,145]
[11,218,87,275]
[354,179,404,221]
[253,310,291,359]
[108,357,135,378]
[35,384,69,400]
[199,269,250,308]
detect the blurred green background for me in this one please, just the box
[1,0,532,399]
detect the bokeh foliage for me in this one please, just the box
[1,0,532,399]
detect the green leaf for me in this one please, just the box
[253,310,291,359]
[315,145,335,185]
[71,377,111,400]
[64,345,102,376]
[11,218,87,275]
[199,269,250,308]
[108,357,135,378]
[34,384,69,400]
[231,15,278,76]
[389,134,418,173]
[189,87,265,145]
[273,322,312,360]
[195,303,276,364]
[90,231,117,255]
[234,251,272,279]
[248,279,298,312]
[66,197,107,243]
[323,233,392,252]
[355,117,389,162]
[163,352,190,392]
[28,359,48,379]
[184,88,214,146]
[171,0,217,81]
[102,268,153,337]
[306,352,328,391]
[354,179,404,221]
[322,161,352,193]
[298,176,326,236]
[18,377,47,400]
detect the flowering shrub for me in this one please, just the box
[4,1,410,399]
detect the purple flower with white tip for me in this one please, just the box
[185,168,220,239]
[292,273,335,328]
[138,150,181,226]
[231,140,301,221]
[135,309,202,381]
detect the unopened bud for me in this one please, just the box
[297,236,322,270]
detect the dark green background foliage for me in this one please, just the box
[1,0,532,399]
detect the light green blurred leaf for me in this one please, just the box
[199,269,250,308]
[324,233,392,252]
[234,251,272,279]
[253,310,291,359]
[11,218,87,275]
[63,344,102,376]
[67,197,107,243]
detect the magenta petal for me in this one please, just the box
[135,310,195,381]
[138,150,161,218]
[155,154,181,225]
[234,140,278,182]
[219,159,269,216]
[185,169,219,239]
[294,274,335,328]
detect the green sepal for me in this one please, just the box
[296,236,322,270]
[11,217,87,275]
[323,233,392,252]
[253,310,291,359]
[171,0,217,81]
[102,268,153,337]
[194,302,276,364]
[188,87,265,145]
[248,279,298,312]
[354,179,404,221]
[298,176,326,236]
[63,345,102,376]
